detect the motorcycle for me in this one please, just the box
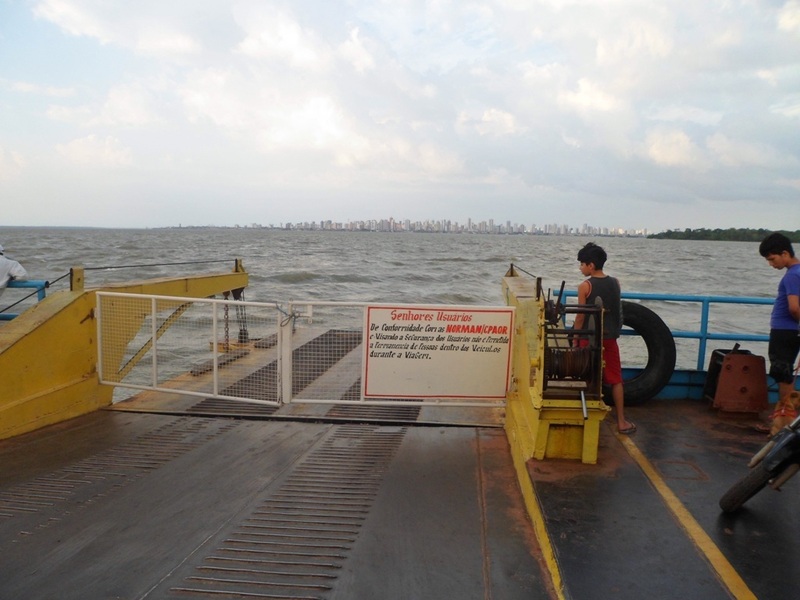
[719,412,800,513]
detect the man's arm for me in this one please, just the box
[572,280,590,332]
[10,262,27,281]
[788,293,800,323]
[787,267,800,323]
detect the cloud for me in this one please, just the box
[56,135,133,167]
[404,141,464,176]
[778,0,800,34]
[47,83,161,127]
[178,67,350,150]
[6,0,798,231]
[257,96,348,148]
[0,147,27,180]
[771,96,800,118]
[135,27,201,57]
[477,109,520,136]
[34,0,114,43]
[235,6,331,69]
[338,27,375,73]
[558,78,624,116]
[46,104,94,124]
[595,16,673,66]
[646,105,723,127]
[457,108,521,136]
[644,128,707,169]
[352,0,498,74]
[34,0,206,60]
[7,80,74,97]
[706,133,798,168]
[95,84,162,126]
[778,178,800,191]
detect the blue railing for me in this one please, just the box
[0,280,50,321]
[563,290,772,371]
[3,281,776,373]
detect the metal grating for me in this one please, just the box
[215,360,279,403]
[170,423,406,599]
[0,417,236,522]
[325,404,421,421]
[290,330,362,395]
[326,382,422,422]
[188,398,280,417]
[184,330,430,421]
[192,330,363,408]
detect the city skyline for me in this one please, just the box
[182,218,649,237]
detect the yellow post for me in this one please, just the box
[70,266,85,291]
[503,274,545,460]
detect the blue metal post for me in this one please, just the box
[1,280,50,320]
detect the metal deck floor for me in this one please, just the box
[3,399,800,599]
[531,399,800,600]
[0,411,550,600]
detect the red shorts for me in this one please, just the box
[600,339,623,385]
[577,338,623,385]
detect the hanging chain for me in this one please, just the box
[236,289,249,343]
[224,302,230,350]
[222,292,231,352]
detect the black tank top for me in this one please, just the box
[585,276,622,339]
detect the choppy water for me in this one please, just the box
[0,226,780,368]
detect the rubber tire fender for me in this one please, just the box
[616,301,676,406]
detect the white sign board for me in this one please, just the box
[362,304,514,400]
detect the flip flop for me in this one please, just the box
[618,422,637,435]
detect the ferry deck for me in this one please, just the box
[1,269,797,599]
[1,377,797,600]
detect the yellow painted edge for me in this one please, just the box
[506,426,566,600]
[617,434,757,600]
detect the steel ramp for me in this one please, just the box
[0,411,550,600]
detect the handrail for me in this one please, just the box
[6,279,49,299]
[1,280,50,321]
[562,290,773,370]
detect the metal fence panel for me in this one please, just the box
[283,302,366,404]
[97,292,282,405]
[96,294,507,408]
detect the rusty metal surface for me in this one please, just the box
[7,385,793,599]
[0,411,552,600]
[331,427,551,599]
[632,400,800,600]
[531,399,800,600]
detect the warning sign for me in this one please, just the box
[362,304,514,399]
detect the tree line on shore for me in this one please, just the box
[648,228,800,242]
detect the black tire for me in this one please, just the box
[719,462,773,513]
[618,301,676,406]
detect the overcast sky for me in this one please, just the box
[1,0,799,232]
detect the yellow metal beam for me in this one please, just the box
[502,271,611,599]
[0,266,248,440]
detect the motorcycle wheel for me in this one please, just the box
[719,463,772,513]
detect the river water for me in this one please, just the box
[0,226,780,369]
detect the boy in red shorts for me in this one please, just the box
[572,242,636,434]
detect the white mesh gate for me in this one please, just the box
[96,292,511,408]
[97,292,283,405]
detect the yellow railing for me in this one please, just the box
[0,261,248,440]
